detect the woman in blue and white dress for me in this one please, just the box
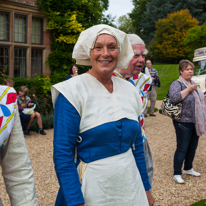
[52,24,154,206]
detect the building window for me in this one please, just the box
[32,17,43,45]
[0,12,9,41]
[31,49,42,76]
[14,14,27,43]
[14,48,26,77]
[0,47,9,76]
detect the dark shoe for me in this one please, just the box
[149,114,156,117]
[40,129,46,135]
[25,129,31,136]
[144,114,148,117]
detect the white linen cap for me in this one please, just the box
[127,34,148,55]
[127,34,145,46]
[72,24,134,68]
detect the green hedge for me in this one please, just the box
[0,75,53,115]
[0,75,55,130]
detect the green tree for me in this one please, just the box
[150,9,199,63]
[37,0,112,82]
[116,14,135,33]
[136,0,206,43]
[129,0,148,38]
[100,14,116,27]
[184,21,206,60]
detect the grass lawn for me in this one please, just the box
[189,199,206,206]
[153,64,179,100]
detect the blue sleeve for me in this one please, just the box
[53,93,84,206]
[132,121,151,191]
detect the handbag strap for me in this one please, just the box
[167,80,182,98]
[177,79,183,91]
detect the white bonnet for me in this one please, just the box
[127,34,148,55]
[127,34,145,46]
[72,24,134,68]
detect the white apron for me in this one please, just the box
[79,149,149,206]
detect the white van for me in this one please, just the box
[192,47,206,93]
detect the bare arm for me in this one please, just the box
[146,190,155,206]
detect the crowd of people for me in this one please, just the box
[0,24,206,206]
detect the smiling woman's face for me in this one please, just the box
[72,66,78,74]
[90,34,119,77]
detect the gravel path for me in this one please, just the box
[1,100,206,206]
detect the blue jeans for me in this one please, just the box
[173,121,199,175]
[19,111,31,128]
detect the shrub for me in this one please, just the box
[0,75,9,84]
[0,75,53,115]
[13,75,52,98]
[28,86,53,115]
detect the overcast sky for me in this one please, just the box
[104,0,134,24]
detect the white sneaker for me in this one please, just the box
[182,168,201,177]
[174,175,185,183]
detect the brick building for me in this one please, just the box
[0,0,51,78]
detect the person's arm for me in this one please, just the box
[169,81,183,103]
[17,100,24,111]
[54,93,84,206]
[1,110,38,206]
[180,84,197,99]
[132,122,154,206]
[152,69,158,82]
[145,76,152,94]
[132,122,151,191]
[155,69,158,77]
[169,81,197,103]
[146,190,155,206]
[26,97,34,108]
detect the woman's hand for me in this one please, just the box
[71,72,78,77]
[146,190,155,206]
[188,84,198,92]
[73,71,78,76]
[28,103,34,107]
[181,84,197,100]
